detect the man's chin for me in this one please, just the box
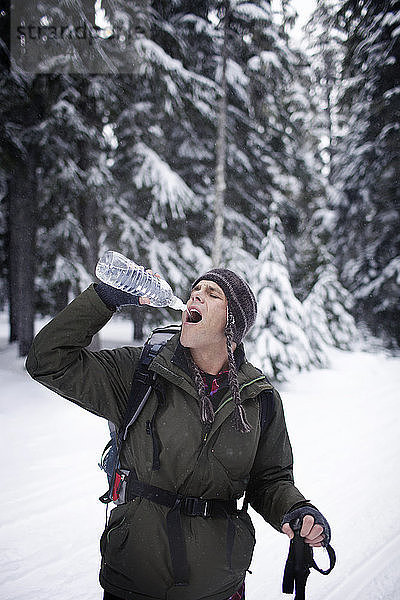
[179,330,191,348]
[180,336,189,348]
[180,326,200,349]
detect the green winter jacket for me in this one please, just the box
[26,285,306,600]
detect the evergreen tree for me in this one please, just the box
[303,257,358,358]
[212,1,228,268]
[289,0,344,300]
[104,0,218,333]
[304,0,343,184]
[0,167,6,310]
[248,207,316,381]
[331,0,400,347]
[231,0,328,288]
[0,69,44,353]
[0,0,141,350]
[33,75,114,315]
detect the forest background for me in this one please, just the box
[0,0,399,382]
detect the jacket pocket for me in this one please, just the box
[100,503,131,560]
[211,425,258,482]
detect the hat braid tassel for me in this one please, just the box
[225,311,252,433]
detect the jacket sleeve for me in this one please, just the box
[246,389,307,531]
[25,284,142,426]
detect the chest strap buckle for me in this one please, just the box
[182,496,211,517]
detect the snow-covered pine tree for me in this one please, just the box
[0,168,6,311]
[273,0,359,358]
[248,207,317,381]
[0,67,43,353]
[303,256,359,358]
[33,74,114,316]
[220,0,273,256]
[331,0,400,348]
[104,0,217,332]
[304,0,343,185]
[212,1,229,268]
[1,0,121,351]
[286,0,344,300]
[235,0,327,284]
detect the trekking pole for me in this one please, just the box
[282,517,336,600]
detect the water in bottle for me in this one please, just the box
[95,251,186,311]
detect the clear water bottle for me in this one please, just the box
[95,251,186,311]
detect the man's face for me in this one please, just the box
[180,280,228,350]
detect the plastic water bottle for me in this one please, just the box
[95,251,186,311]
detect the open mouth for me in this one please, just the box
[186,308,203,324]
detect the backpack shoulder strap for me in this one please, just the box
[121,324,180,440]
[100,325,180,504]
[259,386,275,433]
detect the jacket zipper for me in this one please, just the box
[201,422,212,446]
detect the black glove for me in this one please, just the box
[281,505,331,547]
[281,505,336,599]
[95,282,141,310]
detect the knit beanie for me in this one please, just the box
[188,268,257,433]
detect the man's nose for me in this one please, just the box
[191,289,205,302]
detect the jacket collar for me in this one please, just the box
[150,333,270,401]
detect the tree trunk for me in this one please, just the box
[79,189,101,350]
[6,191,18,342]
[8,159,37,356]
[326,80,334,185]
[80,192,100,274]
[212,2,229,268]
[77,121,101,349]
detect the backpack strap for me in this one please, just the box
[120,346,158,441]
[100,325,180,504]
[241,386,275,512]
[259,387,275,433]
[121,324,180,441]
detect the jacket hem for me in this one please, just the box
[100,570,244,600]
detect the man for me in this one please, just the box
[26,268,330,600]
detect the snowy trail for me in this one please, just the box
[248,348,400,600]
[323,532,400,600]
[1,314,399,600]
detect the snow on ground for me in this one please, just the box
[1,310,399,600]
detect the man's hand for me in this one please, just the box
[96,270,161,308]
[282,515,325,547]
[281,505,331,548]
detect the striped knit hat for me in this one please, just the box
[188,268,257,432]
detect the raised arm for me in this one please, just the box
[26,284,141,426]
